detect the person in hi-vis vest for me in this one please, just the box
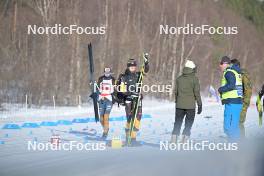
[218,56,243,140]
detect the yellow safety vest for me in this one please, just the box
[221,68,243,100]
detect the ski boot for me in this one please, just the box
[181,135,190,143]
[130,138,137,146]
[124,137,131,146]
[101,132,108,140]
[130,138,142,147]
[170,134,178,144]
[124,137,141,147]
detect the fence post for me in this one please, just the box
[78,95,81,109]
[25,94,28,111]
[53,95,56,109]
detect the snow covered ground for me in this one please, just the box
[0,97,264,176]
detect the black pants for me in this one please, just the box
[124,100,142,139]
[172,108,195,136]
[125,100,142,124]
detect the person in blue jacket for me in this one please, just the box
[218,56,243,140]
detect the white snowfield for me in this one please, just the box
[0,97,263,176]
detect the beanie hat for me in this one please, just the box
[127,58,137,67]
[185,60,196,69]
[220,56,231,65]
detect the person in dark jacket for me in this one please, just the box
[257,84,264,105]
[257,84,264,125]
[117,54,149,145]
[97,67,116,139]
[218,56,243,140]
[171,60,202,143]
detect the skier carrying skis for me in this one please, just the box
[171,60,202,143]
[98,67,116,139]
[231,59,252,137]
[117,54,149,145]
[256,84,264,126]
[218,56,243,140]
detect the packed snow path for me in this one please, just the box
[0,98,263,176]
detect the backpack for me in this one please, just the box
[241,69,252,96]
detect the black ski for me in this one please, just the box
[88,43,100,123]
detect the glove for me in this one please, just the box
[144,53,149,64]
[197,105,202,114]
[218,87,222,94]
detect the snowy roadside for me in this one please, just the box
[0,97,263,176]
[0,97,218,123]
[0,96,262,142]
